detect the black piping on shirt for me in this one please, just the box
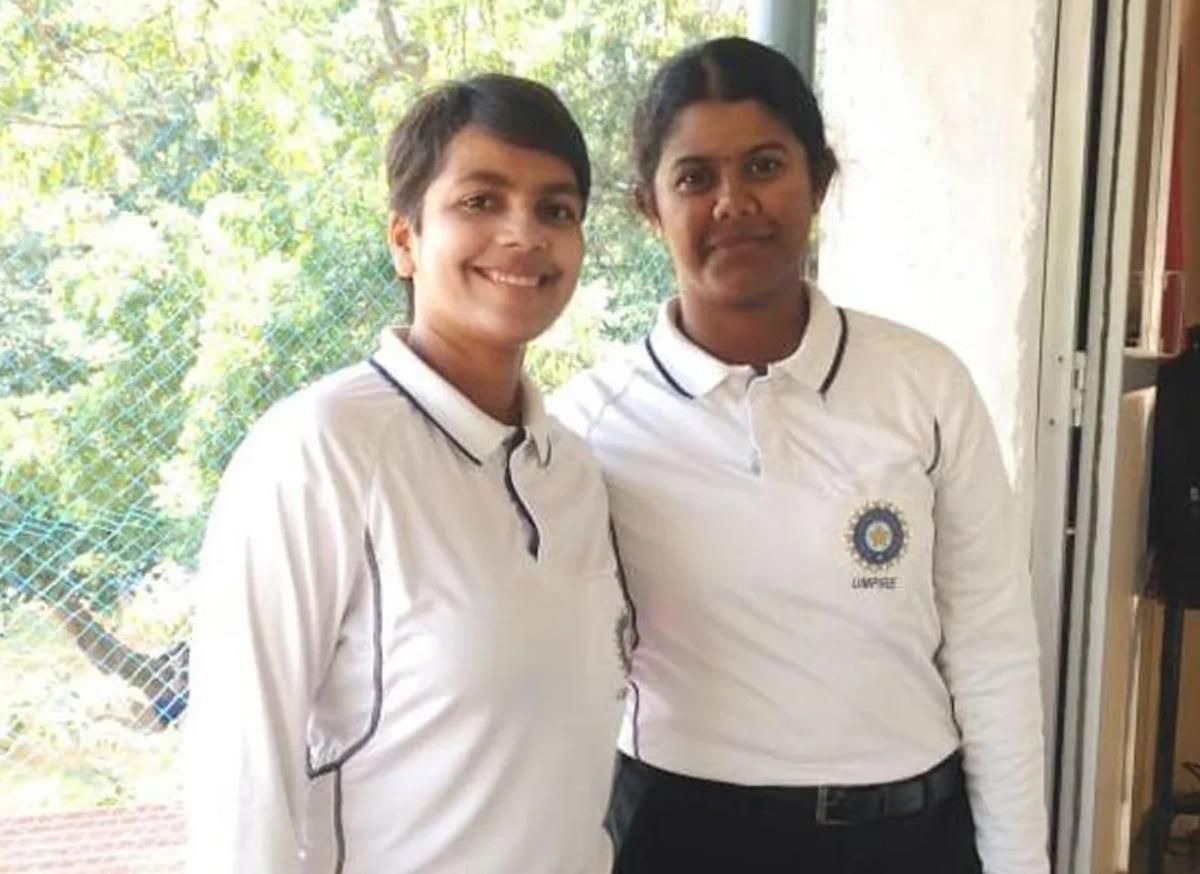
[926,418,943,476]
[610,522,643,760]
[306,529,385,779]
[368,357,482,466]
[504,429,542,560]
[646,307,850,400]
[332,765,346,874]
[643,337,695,399]
[818,308,849,397]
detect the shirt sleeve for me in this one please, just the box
[931,362,1049,874]
[183,405,365,874]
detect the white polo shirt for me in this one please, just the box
[184,329,629,874]
[552,286,1048,873]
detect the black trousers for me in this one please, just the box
[607,753,983,874]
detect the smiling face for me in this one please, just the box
[646,99,818,311]
[389,125,585,352]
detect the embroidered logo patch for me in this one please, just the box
[845,501,909,572]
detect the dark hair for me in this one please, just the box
[632,36,837,214]
[386,73,591,226]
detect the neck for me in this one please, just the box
[678,281,811,371]
[406,323,525,426]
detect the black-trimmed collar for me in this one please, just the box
[644,284,849,399]
[369,329,552,466]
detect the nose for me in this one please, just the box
[712,173,759,220]
[498,208,549,250]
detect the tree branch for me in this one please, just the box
[2,112,151,131]
[377,0,429,79]
[50,596,189,728]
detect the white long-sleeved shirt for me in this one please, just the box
[184,329,628,874]
[552,286,1048,873]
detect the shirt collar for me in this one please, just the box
[644,283,849,399]
[644,298,734,399]
[369,328,553,466]
[772,284,849,395]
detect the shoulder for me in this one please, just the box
[837,308,974,407]
[842,309,965,377]
[229,361,405,492]
[548,345,643,441]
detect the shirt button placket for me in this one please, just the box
[503,430,542,560]
[746,376,771,478]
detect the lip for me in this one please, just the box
[705,231,775,253]
[472,266,557,289]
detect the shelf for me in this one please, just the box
[1122,348,1181,392]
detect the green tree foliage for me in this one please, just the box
[0,1,743,621]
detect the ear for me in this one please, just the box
[633,184,663,236]
[811,182,828,214]
[811,148,838,211]
[388,210,417,279]
[812,174,830,212]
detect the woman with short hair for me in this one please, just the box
[185,74,629,874]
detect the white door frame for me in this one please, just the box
[1035,0,1100,843]
[1049,0,1160,870]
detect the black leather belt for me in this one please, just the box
[622,750,965,827]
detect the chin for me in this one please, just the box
[477,311,560,350]
[704,264,801,308]
[702,278,783,309]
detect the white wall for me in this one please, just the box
[815,0,1061,741]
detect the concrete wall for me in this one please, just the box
[815,0,1061,726]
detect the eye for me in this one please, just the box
[459,193,496,212]
[746,154,783,178]
[540,199,579,224]
[674,166,714,193]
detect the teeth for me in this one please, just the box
[483,269,541,287]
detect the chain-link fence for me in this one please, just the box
[0,1,742,870]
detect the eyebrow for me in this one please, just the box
[452,170,580,198]
[669,140,790,169]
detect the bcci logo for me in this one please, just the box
[845,501,909,572]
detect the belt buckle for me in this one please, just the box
[815,785,853,826]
